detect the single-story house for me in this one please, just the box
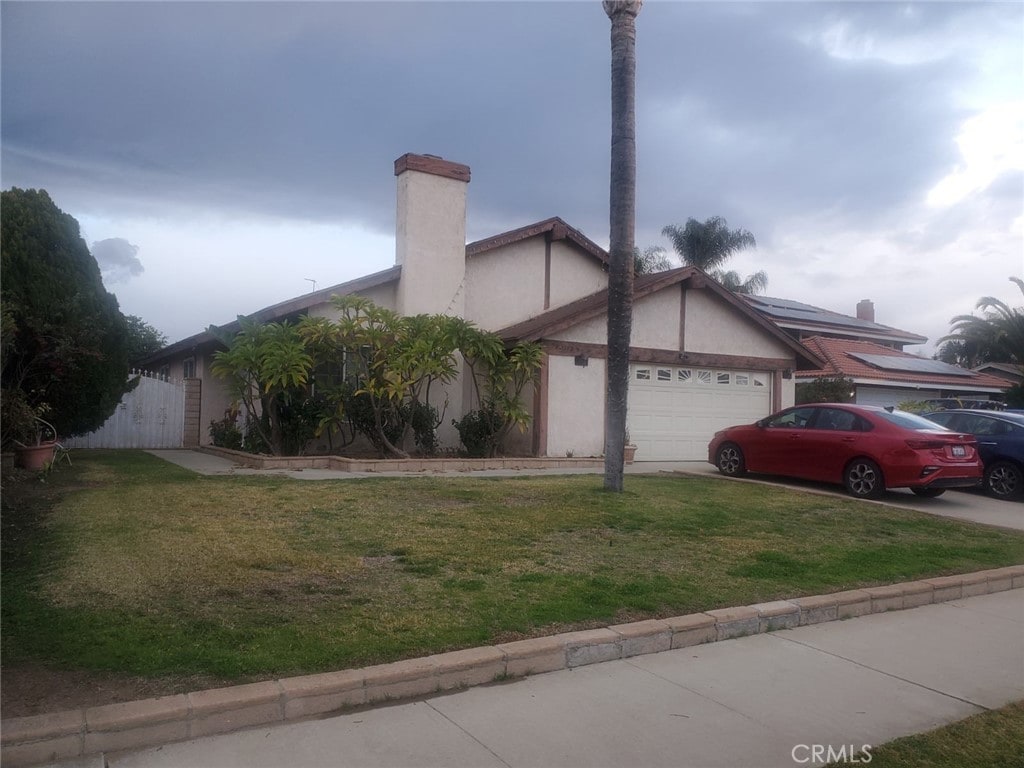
[972,362,1023,386]
[797,336,1009,408]
[142,152,824,460]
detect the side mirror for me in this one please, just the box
[755,418,768,428]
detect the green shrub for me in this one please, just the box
[454,405,504,458]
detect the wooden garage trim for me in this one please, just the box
[540,340,791,372]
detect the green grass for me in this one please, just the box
[828,701,1024,768]
[3,450,1023,685]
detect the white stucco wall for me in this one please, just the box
[631,288,682,350]
[545,354,606,457]
[464,240,546,330]
[548,240,608,309]
[684,289,791,358]
[464,237,608,332]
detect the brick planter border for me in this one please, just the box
[197,446,603,473]
[4,565,1023,767]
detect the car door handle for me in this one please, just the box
[841,437,856,443]
[978,441,996,446]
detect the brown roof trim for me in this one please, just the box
[140,265,402,365]
[497,268,824,370]
[466,217,608,266]
[394,153,471,183]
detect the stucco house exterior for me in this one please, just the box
[142,153,823,460]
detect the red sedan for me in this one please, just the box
[708,403,983,499]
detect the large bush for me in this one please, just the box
[1,189,130,444]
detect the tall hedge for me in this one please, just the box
[1,188,130,438]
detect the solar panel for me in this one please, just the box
[848,352,974,377]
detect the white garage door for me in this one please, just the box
[628,364,772,461]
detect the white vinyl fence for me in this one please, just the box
[64,371,185,449]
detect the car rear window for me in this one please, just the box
[876,410,953,431]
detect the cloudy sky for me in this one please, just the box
[3,1,1022,354]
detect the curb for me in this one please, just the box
[4,565,1023,767]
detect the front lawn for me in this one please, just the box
[4,451,1023,688]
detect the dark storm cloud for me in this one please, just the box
[91,237,143,284]
[1,1,1017,250]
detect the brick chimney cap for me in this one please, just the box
[394,153,471,183]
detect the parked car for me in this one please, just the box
[708,403,983,499]
[922,409,1024,500]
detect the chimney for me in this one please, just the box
[856,299,875,323]
[393,153,471,317]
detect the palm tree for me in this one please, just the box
[939,277,1024,368]
[603,0,642,492]
[662,216,768,294]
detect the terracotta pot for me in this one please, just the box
[15,442,57,471]
[624,444,637,465]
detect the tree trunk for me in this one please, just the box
[603,0,641,492]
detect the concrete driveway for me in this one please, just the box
[673,461,1024,532]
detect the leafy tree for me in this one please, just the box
[603,0,642,492]
[209,318,313,456]
[795,375,855,405]
[298,297,463,458]
[457,322,543,457]
[938,277,1024,369]
[125,315,168,367]
[661,216,767,294]
[633,245,674,275]
[1,188,130,444]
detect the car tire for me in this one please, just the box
[844,458,884,499]
[985,460,1024,500]
[910,487,945,498]
[716,443,747,478]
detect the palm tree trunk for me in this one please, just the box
[603,0,641,492]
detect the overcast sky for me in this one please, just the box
[3,1,1022,354]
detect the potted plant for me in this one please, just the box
[7,398,58,470]
[624,429,637,464]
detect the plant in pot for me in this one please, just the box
[3,392,58,470]
[624,428,637,464]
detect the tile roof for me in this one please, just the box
[798,336,1008,391]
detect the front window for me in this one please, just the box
[766,407,816,429]
[182,357,196,379]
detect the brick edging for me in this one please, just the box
[196,446,604,473]
[4,566,1023,767]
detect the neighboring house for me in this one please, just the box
[973,362,1023,386]
[744,295,926,351]
[797,336,1009,408]
[142,153,823,460]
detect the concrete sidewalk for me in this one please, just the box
[84,589,1023,768]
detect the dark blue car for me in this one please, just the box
[924,409,1024,500]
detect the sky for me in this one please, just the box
[2,1,1022,355]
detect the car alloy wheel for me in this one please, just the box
[985,460,1023,499]
[845,458,884,499]
[716,443,746,477]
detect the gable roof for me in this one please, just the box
[799,336,1009,392]
[497,267,824,369]
[973,362,1024,383]
[466,216,608,267]
[140,265,402,365]
[744,295,927,346]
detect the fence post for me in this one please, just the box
[184,378,202,448]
